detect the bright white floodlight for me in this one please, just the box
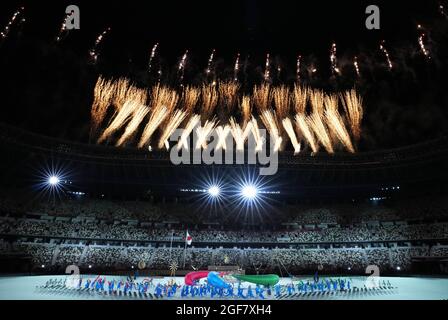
[241,185,258,200]
[48,176,60,186]
[208,185,220,197]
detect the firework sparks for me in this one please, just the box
[181,86,200,115]
[92,77,363,154]
[241,95,251,126]
[138,105,168,149]
[293,85,308,114]
[116,104,149,147]
[178,50,188,85]
[296,55,302,82]
[215,125,231,150]
[253,84,271,113]
[379,40,393,70]
[177,114,201,150]
[200,84,219,120]
[234,53,240,81]
[310,89,325,115]
[55,10,75,42]
[307,112,334,154]
[148,42,159,73]
[273,86,291,120]
[206,49,216,75]
[260,110,282,152]
[324,95,355,153]
[0,7,25,41]
[295,114,318,153]
[90,77,116,138]
[440,2,448,18]
[195,119,218,149]
[89,27,111,63]
[229,118,252,151]
[282,118,301,154]
[341,89,364,141]
[158,110,187,150]
[250,117,264,152]
[218,81,240,116]
[330,42,341,75]
[98,100,139,143]
[417,24,431,59]
[264,53,271,82]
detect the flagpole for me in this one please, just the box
[169,230,174,261]
[183,230,188,269]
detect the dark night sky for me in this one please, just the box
[0,0,447,150]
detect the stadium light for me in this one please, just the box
[48,175,60,186]
[208,185,220,197]
[241,185,258,200]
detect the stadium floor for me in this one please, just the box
[0,275,447,300]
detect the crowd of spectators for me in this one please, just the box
[2,240,446,274]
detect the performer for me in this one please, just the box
[247,285,254,298]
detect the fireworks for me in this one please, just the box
[181,86,200,115]
[417,25,430,59]
[116,104,150,147]
[93,77,361,155]
[379,40,393,70]
[330,42,341,75]
[138,105,168,149]
[250,117,264,152]
[215,125,231,150]
[264,53,271,82]
[241,95,251,126]
[177,114,201,150]
[259,110,282,152]
[296,55,302,82]
[90,77,116,139]
[324,95,355,153]
[282,118,301,154]
[234,53,240,81]
[273,86,291,120]
[341,89,364,142]
[354,56,361,77]
[0,7,25,41]
[178,50,188,85]
[158,110,187,150]
[196,119,217,149]
[295,114,318,153]
[148,43,159,73]
[200,84,219,120]
[89,27,111,63]
[229,118,252,151]
[293,85,308,114]
[310,89,325,115]
[206,49,216,75]
[440,2,447,18]
[253,84,271,113]
[98,100,139,143]
[55,10,75,42]
[307,112,334,154]
[218,81,240,115]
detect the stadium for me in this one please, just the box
[1,0,448,306]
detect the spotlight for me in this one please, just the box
[208,185,220,197]
[396,266,401,271]
[241,185,258,200]
[48,175,60,186]
[88,265,92,269]
[41,264,45,268]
